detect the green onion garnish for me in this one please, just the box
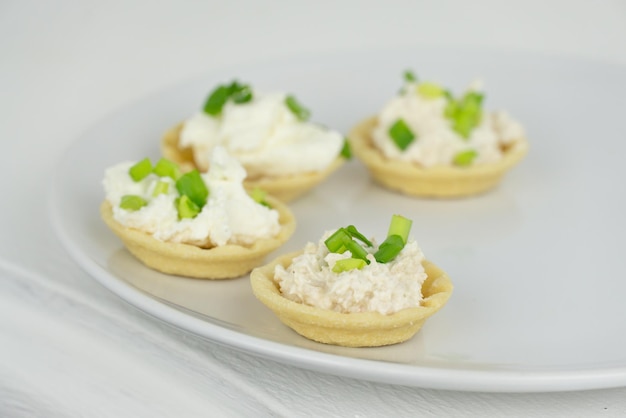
[175,170,209,208]
[203,84,231,116]
[324,228,351,253]
[251,187,270,208]
[176,195,200,219]
[345,225,373,247]
[152,180,169,197]
[387,214,412,245]
[373,214,413,263]
[453,149,478,166]
[203,81,254,116]
[285,95,311,121]
[403,70,417,83]
[388,118,416,150]
[373,235,404,263]
[340,139,352,159]
[153,158,181,181]
[324,228,370,262]
[444,90,484,139]
[417,82,446,99]
[332,258,367,273]
[119,195,147,211]
[129,158,152,182]
[230,82,253,104]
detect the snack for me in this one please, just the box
[161,80,349,202]
[250,215,453,347]
[101,146,296,279]
[349,71,528,197]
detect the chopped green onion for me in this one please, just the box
[285,95,311,121]
[444,90,484,139]
[251,187,270,207]
[119,195,147,211]
[230,82,253,104]
[176,195,200,219]
[175,170,209,208]
[453,149,478,166]
[324,228,351,253]
[345,225,373,247]
[374,235,404,263]
[332,258,367,273]
[388,118,416,150]
[129,158,152,182]
[343,238,369,262]
[403,70,417,83]
[152,180,169,197]
[324,228,370,263]
[340,139,352,159]
[203,84,231,116]
[417,82,446,99]
[153,158,181,181]
[387,214,412,244]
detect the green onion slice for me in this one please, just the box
[403,70,417,83]
[332,258,367,273]
[453,149,478,166]
[119,195,147,211]
[345,225,373,247]
[203,85,231,116]
[175,170,209,208]
[152,180,169,197]
[388,118,416,151]
[128,158,152,182]
[251,187,270,208]
[176,195,200,219]
[387,214,412,245]
[230,82,253,104]
[324,228,351,253]
[153,158,181,181]
[340,139,352,159]
[285,95,311,121]
[417,82,446,99]
[373,234,404,263]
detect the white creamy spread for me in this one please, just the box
[275,231,427,315]
[179,91,344,178]
[372,80,525,167]
[103,146,281,247]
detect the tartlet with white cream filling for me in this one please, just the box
[349,71,528,197]
[101,146,296,279]
[161,80,349,202]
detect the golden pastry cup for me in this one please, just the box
[348,116,528,198]
[161,123,345,202]
[250,251,453,347]
[100,196,296,279]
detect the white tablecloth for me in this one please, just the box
[2,1,626,416]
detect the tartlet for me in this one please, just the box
[250,251,453,347]
[349,116,528,197]
[349,72,528,198]
[101,194,295,279]
[162,122,345,203]
[161,80,347,202]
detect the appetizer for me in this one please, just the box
[101,146,296,279]
[161,80,349,202]
[349,71,528,197]
[250,215,453,347]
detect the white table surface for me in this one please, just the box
[2,0,626,416]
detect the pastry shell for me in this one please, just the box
[161,123,345,202]
[100,196,296,279]
[250,251,453,347]
[349,116,528,198]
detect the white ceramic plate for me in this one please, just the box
[50,47,626,392]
